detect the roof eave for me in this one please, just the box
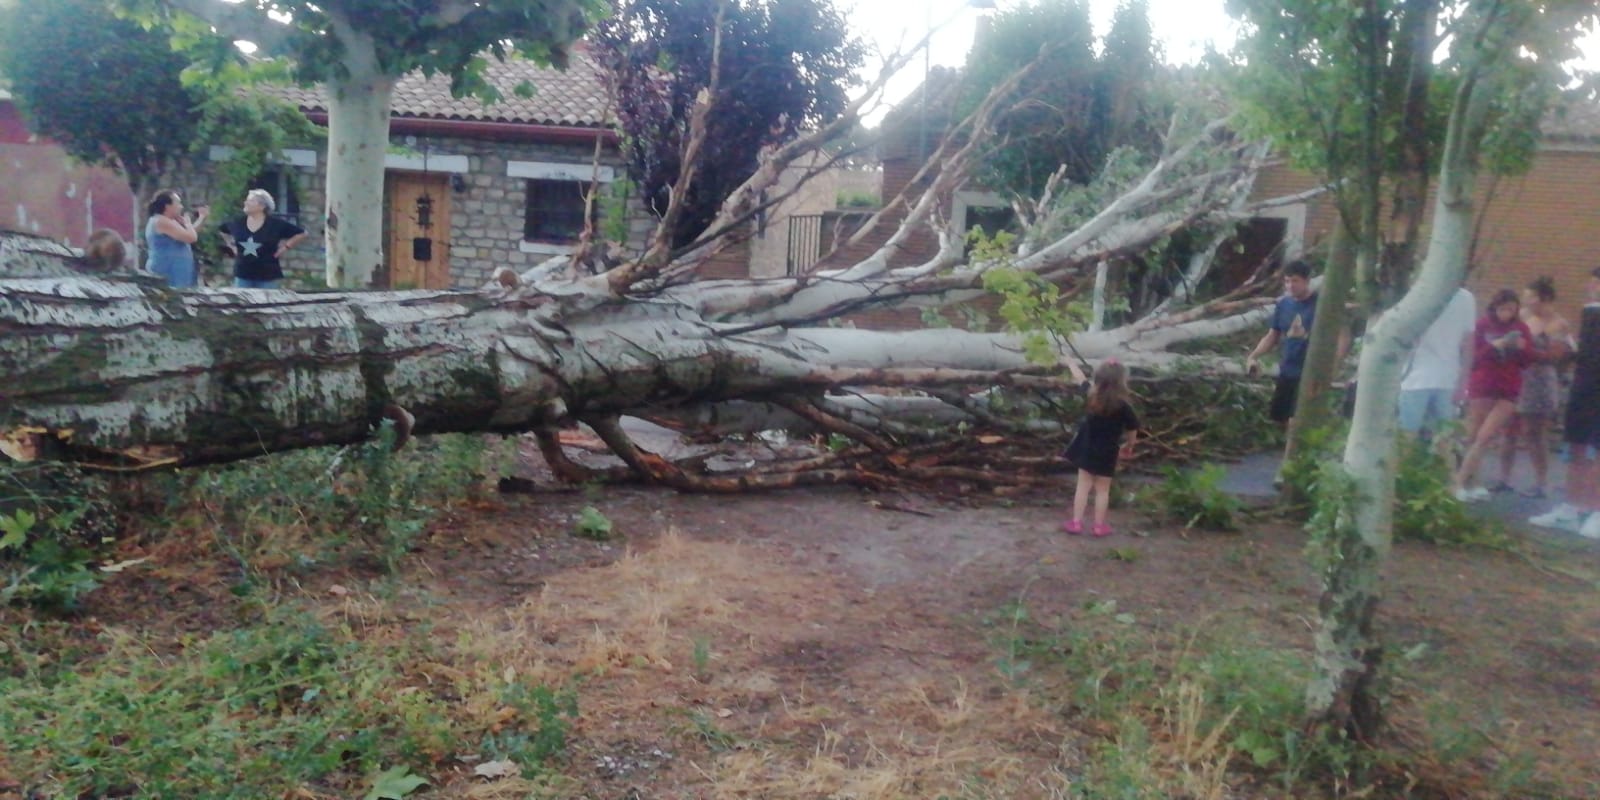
[302,110,617,144]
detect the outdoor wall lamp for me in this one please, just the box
[415,193,434,229]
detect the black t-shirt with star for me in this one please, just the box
[222,216,306,281]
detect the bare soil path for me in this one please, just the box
[404,472,1600,799]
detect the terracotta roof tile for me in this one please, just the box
[262,49,610,128]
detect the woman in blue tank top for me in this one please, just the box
[143,189,208,287]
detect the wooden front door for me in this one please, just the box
[384,172,452,289]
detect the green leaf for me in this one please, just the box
[363,765,429,800]
[0,510,35,551]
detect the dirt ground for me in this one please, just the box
[382,469,1600,799]
[28,452,1600,799]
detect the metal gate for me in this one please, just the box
[786,214,823,276]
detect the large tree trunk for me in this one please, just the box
[0,113,1279,471]
[322,15,394,289]
[1306,63,1494,740]
[0,271,1267,469]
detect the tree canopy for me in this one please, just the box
[591,0,865,249]
[956,0,1169,200]
[0,0,198,199]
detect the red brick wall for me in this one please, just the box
[0,101,136,247]
[1252,145,1600,322]
[1468,148,1600,322]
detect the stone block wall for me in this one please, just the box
[163,130,658,288]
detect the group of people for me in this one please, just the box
[1058,260,1600,541]
[143,188,306,289]
[1396,273,1600,538]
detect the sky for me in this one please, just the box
[842,0,1600,124]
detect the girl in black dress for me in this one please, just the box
[1063,360,1141,537]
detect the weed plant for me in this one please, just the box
[0,462,119,610]
[0,607,575,798]
[1149,464,1242,530]
[988,601,1370,796]
[1285,423,1509,547]
[179,429,509,577]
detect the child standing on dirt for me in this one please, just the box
[1063,360,1141,537]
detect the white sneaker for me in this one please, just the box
[1452,487,1490,503]
[1579,513,1600,541]
[1530,504,1585,533]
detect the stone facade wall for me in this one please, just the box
[164,131,656,288]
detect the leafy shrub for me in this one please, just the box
[1288,423,1510,548]
[1393,437,1509,547]
[0,462,115,610]
[1150,463,1241,530]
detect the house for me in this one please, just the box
[162,49,657,289]
[0,88,137,248]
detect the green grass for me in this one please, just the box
[987,600,1370,797]
[0,607,574,798]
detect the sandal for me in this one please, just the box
[1091,523,1114,538]
[1063,519,1084,535]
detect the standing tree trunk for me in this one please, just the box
[322,16,393,289]
[1282,220,1355,478]
[1307,65,1495,740]
[128,173,154,270]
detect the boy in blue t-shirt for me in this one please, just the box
[1245,260,1345,425]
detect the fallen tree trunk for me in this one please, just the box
[0,268,1260,470]
[0,117,1279,476]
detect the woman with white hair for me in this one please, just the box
[219,188,307,288]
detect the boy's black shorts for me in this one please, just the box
[1270,375,1299,423]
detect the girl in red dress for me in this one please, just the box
[1453,289,1533,502]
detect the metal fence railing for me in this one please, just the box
[786,214,823,276]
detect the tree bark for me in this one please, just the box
[0,114,1279,471]
[0,263,1270,471]
[1282,218,1355,481]
[322,15,394,289]
[1307,58,1495,740]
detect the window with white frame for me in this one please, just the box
[522,179,589,244]
[508,161,615,251]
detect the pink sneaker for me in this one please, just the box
[1091,523,1113,538]
[1063,519,1084,535]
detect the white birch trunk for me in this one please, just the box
[322,17,394,289]
[1089,260,1109,333]
[0,267,1258,469]
[1305,71,1494,734]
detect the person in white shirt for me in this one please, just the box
[1397,287,1477,437]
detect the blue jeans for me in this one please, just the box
[234,277,282,289]
[1398,388,1455,434]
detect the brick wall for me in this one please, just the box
[1252,142,1600,321]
